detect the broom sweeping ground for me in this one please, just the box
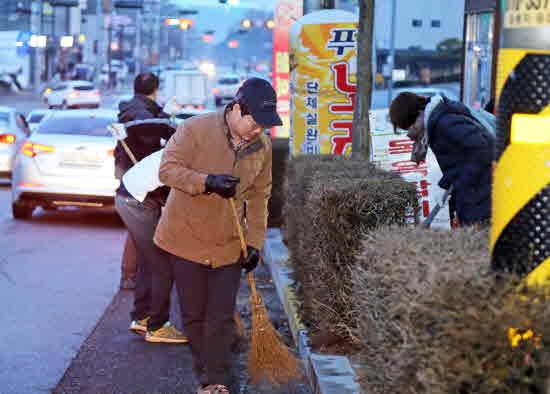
[229,198,303,386]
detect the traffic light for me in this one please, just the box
[165,18,180,26]
[179,19,193,30]
[228,40,239,48]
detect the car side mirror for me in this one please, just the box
[17,114,30,136]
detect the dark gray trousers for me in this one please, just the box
[115,194,173,331]
[172,256,241,389]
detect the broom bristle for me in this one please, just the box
[248,295,303,386]
[234,312,246,339]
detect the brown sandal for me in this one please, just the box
[197,384,229,394]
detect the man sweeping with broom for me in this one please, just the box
[153,78,289,393]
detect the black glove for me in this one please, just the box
[205,174,240,198]
[239,246,260,273]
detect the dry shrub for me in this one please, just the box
[285,156,418,347]
[353,225,550,394]
[268,138,289,228]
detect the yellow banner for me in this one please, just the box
[290,15,357,155]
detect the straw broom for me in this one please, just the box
[229,198,303,386]
[109,124,247,336]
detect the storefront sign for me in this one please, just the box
[272,0,302,138]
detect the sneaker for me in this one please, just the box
[145,322,189,344]
[129,316,150,334]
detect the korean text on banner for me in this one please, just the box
[272,0,303,138]
[290,10,358,155]
[370,109,451,229]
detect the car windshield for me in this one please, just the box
[28,113,46,123]
[219,78,240,85]
[73,85,94,91]
[37,115,115,137]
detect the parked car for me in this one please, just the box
[213,74,243,106]
[26,109,52,133]
[11,109,119,219]
[45,80,101,109]
[0,106,31,179]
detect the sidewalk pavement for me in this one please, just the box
[53,261,311,394]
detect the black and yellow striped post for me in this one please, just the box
[491,0,550,288]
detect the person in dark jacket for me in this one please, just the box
[115,72,187,343]
[389,92,495,226]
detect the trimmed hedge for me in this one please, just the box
[353,225,550,394]
[268,138,289,228]
[284,156,419,347]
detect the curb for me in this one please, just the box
[262,228,362,394]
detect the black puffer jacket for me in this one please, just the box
[115,94,174,204]
[426,96,495,225]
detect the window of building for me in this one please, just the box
[412,19,422,28]
[431,20,441,28]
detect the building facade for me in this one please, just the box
[0,0,31,32]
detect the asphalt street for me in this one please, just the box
[0,182,125,393]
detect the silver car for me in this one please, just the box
[0,106,31,179]
[11,109,120,219]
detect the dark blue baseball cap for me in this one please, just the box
[236,78,283,127]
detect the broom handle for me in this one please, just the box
[121,140,138,164]
[229,198,259,298]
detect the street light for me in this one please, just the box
[241,19,252,29]
[265,19,275,29]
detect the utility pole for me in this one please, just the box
[135,11,141,75]
[386,0,396,107]
[95,0,103,85]
[351,0,375,159]
[31,0,43,93]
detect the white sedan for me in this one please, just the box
[45,80,101,109]
[11,110,119,219]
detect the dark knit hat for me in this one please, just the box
[389,92,430,131]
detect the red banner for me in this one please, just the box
[272,0,302,138]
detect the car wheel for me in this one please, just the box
[12,202,34,219]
